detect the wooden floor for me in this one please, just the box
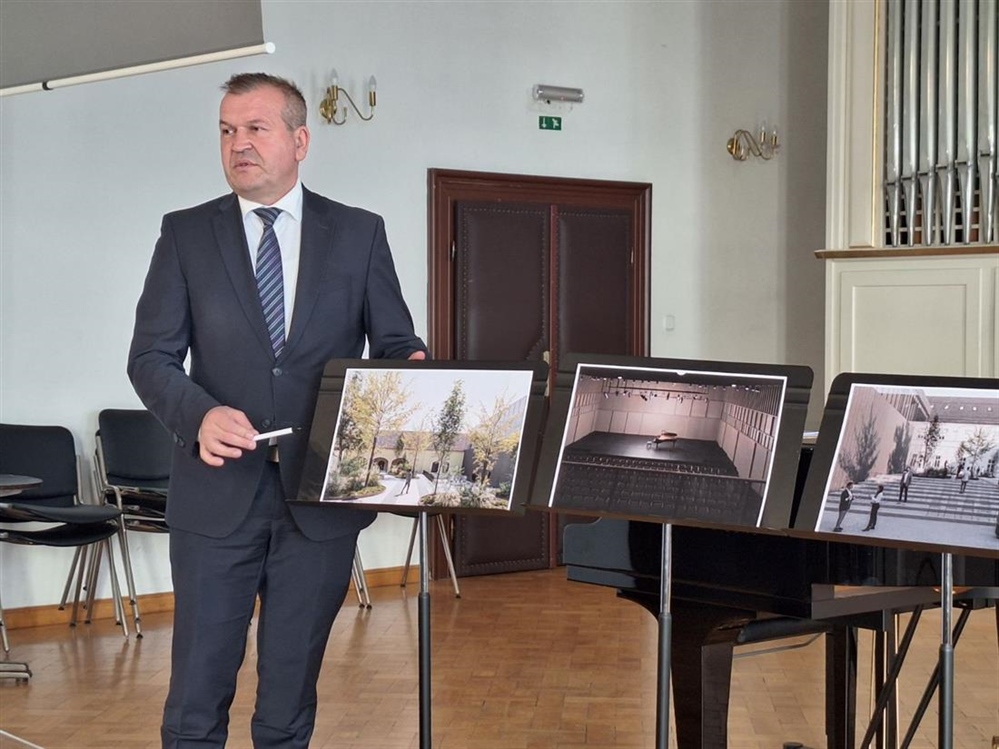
[0,568,996,749]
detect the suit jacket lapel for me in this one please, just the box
[286,188,337,353]
[212,194,275,357]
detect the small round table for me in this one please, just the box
[0,473,42,680]
[0,474,42,498]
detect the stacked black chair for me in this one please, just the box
[92,408,172,637]
[0,423,125,658]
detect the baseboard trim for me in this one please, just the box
[2,565,419,631]
[362,564,419,591]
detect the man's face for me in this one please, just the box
[219,86,309,205]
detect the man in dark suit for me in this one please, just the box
[832,480,854,532]
[898,465,912,502]
[128,73,426,749]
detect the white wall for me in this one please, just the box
[0,0,828,608]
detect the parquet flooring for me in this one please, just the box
[0,568,996,748]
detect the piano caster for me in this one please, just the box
[991,736,998,749]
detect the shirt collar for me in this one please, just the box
[237,181,303,223]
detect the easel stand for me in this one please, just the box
[938,552,954,749]
[418,512,433,749]
[656,523,673,749]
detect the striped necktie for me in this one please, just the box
[253,207,285,358]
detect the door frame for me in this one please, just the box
[428,168,652,362]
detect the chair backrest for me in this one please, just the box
[0,423,78,507]
[97,409,172,488]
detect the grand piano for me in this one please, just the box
[562,444,999,749]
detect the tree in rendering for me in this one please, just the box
[838,405,880,483]
[354,371,417,486]
[919,414,943,469]
[467,392,521,487]
[887,421,912,474]
[957,426,997,474]
[430,380,467,496]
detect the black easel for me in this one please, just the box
[938,552,954,749]
[656,523,673,749]
[418,512,432,749]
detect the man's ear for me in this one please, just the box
[295,125,310,162]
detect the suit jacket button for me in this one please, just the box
[272,367,283,377]
[262,419,272,428]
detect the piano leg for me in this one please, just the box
[825,626,858,749]
[668,600,863,749]
[872,631,888,749]
[669,600,754,749]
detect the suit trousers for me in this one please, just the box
[162,463,358,749]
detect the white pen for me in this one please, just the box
[253,427,296,442]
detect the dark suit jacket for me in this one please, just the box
[128,187,426,541]
[837,488,853,511]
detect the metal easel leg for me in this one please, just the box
[435,515,461,598]
[417,513,433,748]
[352,548,372,609]
[401,516,418,587]
[402,515,461,597]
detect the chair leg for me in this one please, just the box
[71,540,130,637]
[0,591,10,655]
[115,524,143,637]
[67,544,91,627]
[352,549,372,609]
[83,543,104,624]
[102,538,128,638]
[58,547,84,610]
[83,543,104,623]
[435,514,461,599]
[400,517,418,587]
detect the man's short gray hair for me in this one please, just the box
[222,73,307,130]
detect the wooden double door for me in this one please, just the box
[427,169,650,575]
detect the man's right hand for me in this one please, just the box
[197,406,259,466]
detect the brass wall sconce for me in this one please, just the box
[319,69,376,125]
[727,124,779,161]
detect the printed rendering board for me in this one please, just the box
[292,359,548,514]
[795,373,999,558]
[531,353,813,530]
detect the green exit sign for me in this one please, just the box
[539,116,562,131]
